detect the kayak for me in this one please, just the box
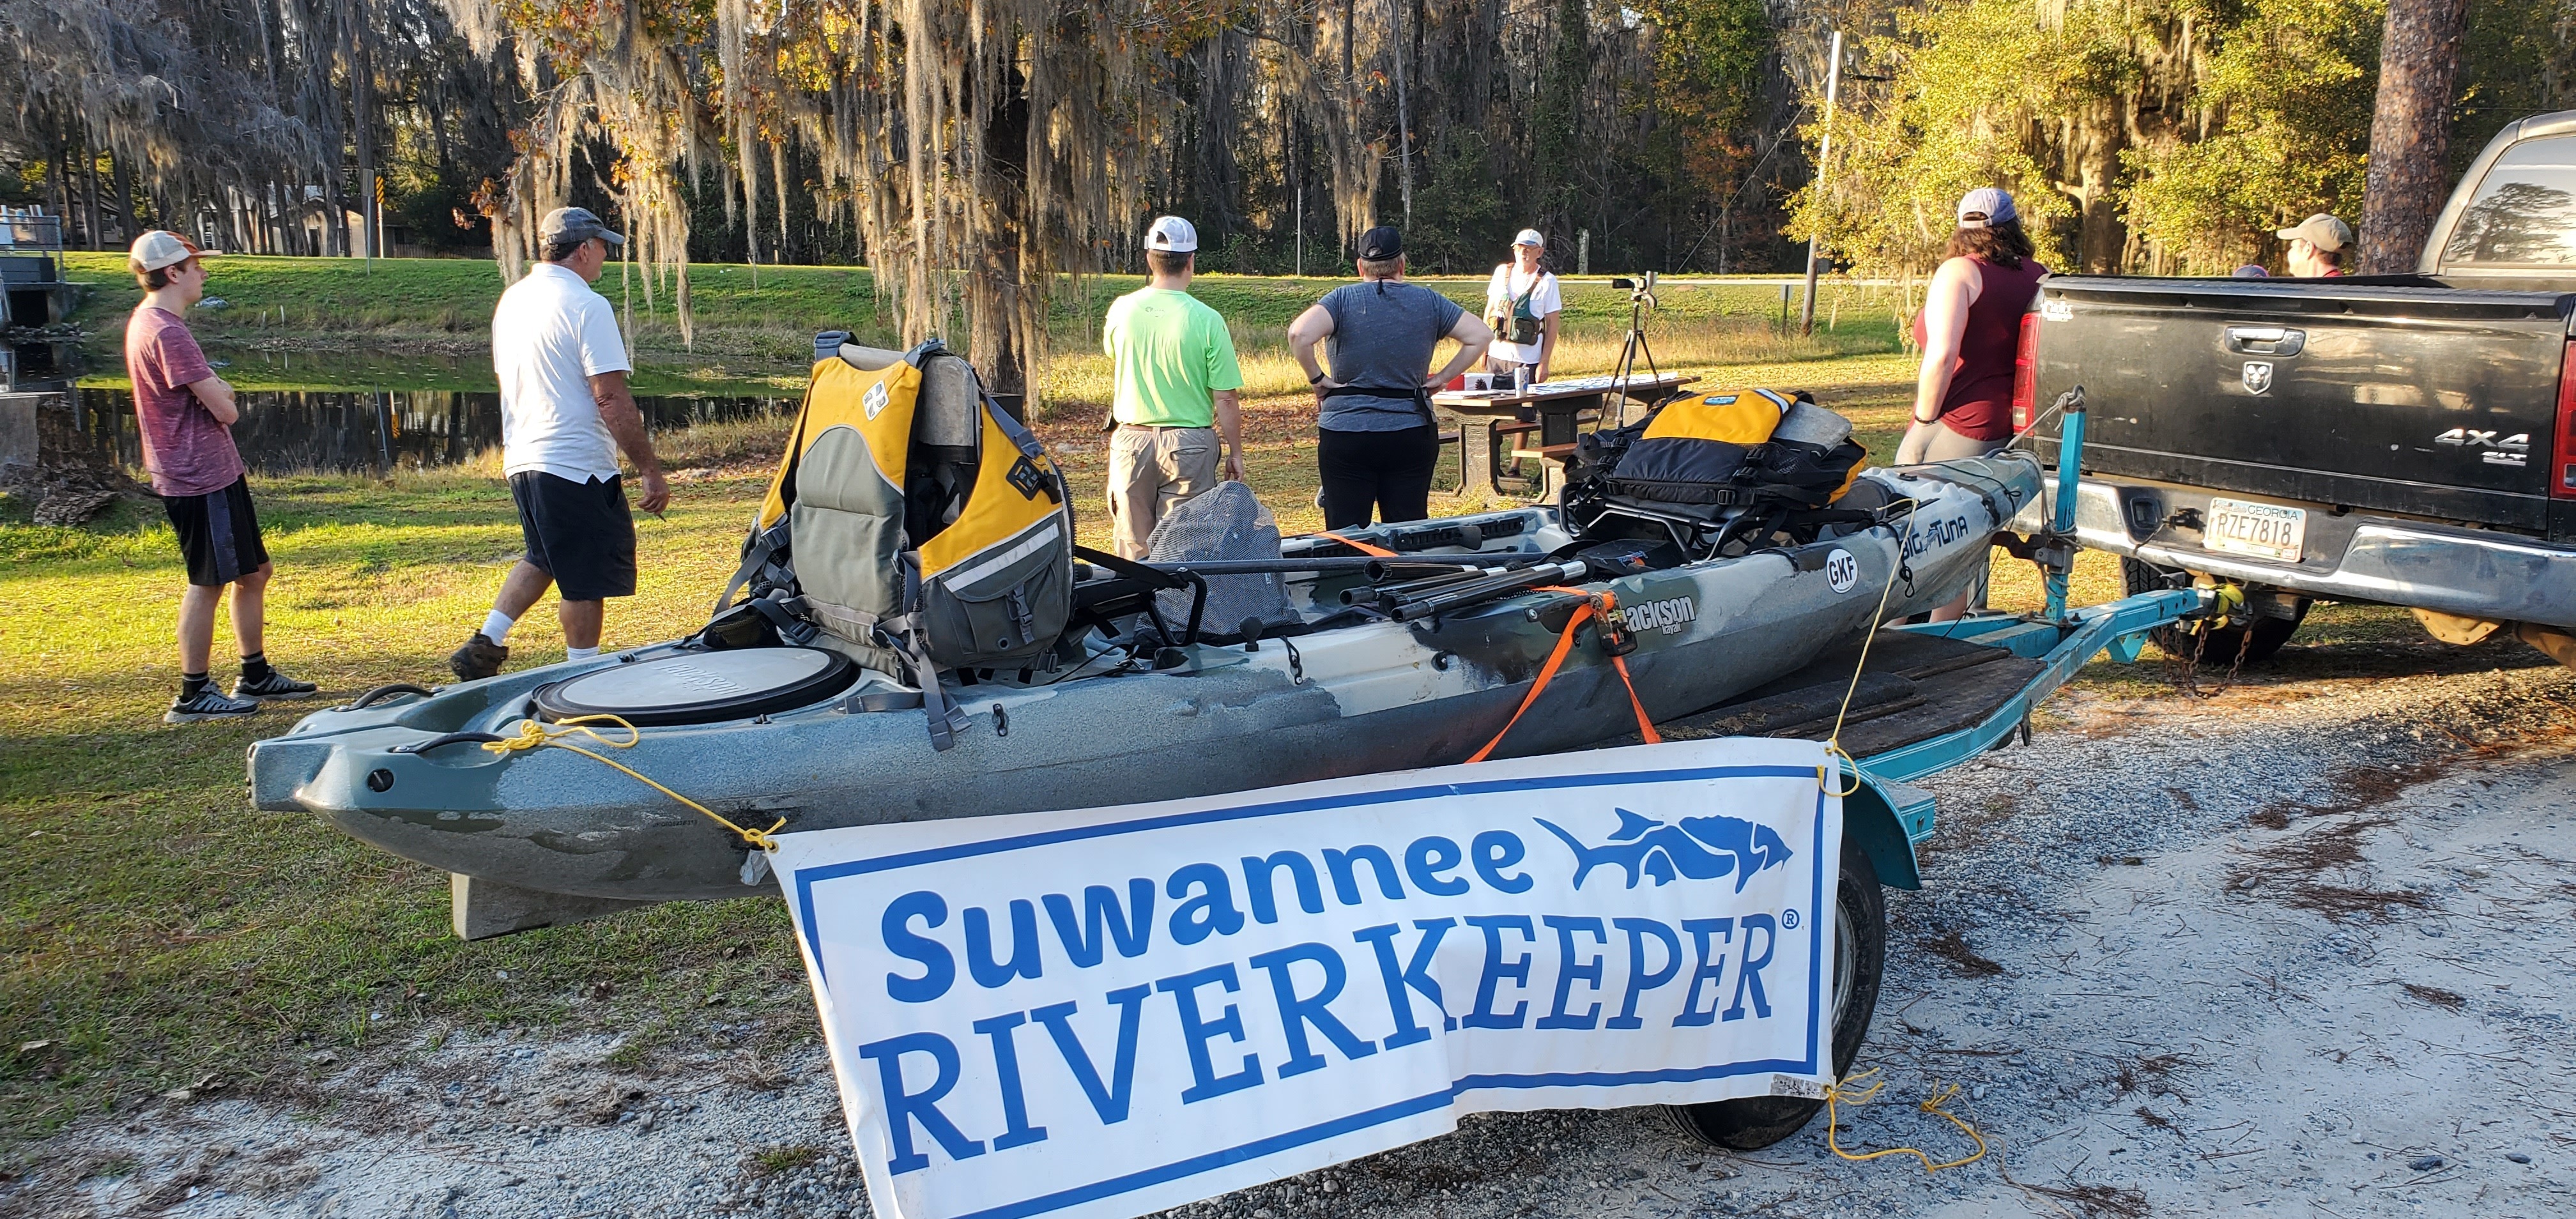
[249,454,2039,910]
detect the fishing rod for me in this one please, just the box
[1389,560,1591,622]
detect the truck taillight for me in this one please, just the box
[2557,339,2576,500]
[2011,312,2041,431]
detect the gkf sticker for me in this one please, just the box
[1824,549,1859,594]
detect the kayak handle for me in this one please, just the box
[339,683,436,711]
[390,731,510,755]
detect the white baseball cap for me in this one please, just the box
[1145,216,1199,253]
[1513,228,1545,247]
[1955,187,2018,229]
[2274,213,2353,252]
[129,230,220,273]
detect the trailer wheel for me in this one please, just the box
[1664,836,1886,1151]
[2120,558,2306,666]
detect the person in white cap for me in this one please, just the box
[1482,229,1561,385]
[2276,213,2353,277]
[125,230,317,722]
[1099,215,1245,559]
[450,205,670,680]
[1901,187,2050,619]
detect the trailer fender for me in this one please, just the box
[1842,773,1932,890]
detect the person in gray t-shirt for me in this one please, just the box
[1287,226,1492,528]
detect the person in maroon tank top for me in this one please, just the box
[1899,187,2050,465]
[1899,188,2049,620]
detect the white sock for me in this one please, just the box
[566,645,602,661]
[481,610,517,644]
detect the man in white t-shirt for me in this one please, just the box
[449,206,671,681]
[1483,228,1562,385]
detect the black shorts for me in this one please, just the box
[163,476,270,587]
[509,471,637,601]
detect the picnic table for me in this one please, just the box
[1430,372,1694,498]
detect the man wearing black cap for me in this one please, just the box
[1286,226,1492,529]
[450,206,671,680]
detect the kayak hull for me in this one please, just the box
[252,457,2040,902]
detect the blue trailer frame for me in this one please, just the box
[1837,390,2215,890]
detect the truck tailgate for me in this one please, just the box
[2027,277,2572,532]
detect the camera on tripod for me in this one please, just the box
[1608,272,1659,310]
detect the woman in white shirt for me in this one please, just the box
[1483,229,1561,386]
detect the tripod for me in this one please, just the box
[1607,272,1663,424]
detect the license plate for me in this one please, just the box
[2204,498,2306,562]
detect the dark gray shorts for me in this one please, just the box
[163,475,270,587]
[508,471,636,601]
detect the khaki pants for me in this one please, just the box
[1896,418,2000,464]
[1107,424,1220,559]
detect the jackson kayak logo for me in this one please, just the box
[1619,595,1698,636]
[1537,809,1794,893]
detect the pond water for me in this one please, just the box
[25,344,801,477]
[64,385,798,475]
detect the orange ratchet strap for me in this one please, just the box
[1316,530,1397,557]
[1467,588,1661,763]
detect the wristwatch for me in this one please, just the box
[1308,369,1327,385]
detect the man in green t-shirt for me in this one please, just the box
[1102,215,1246,558]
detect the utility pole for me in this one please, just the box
[1292,122,1304,277]
[1392,0,1413,222]
[349,0,375,265]
[1799,29,1843,335]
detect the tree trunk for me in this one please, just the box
[113,151,135,246]
[82,142,102,250]
[2360,0,2472,274]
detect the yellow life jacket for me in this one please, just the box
[724,338,1071,749]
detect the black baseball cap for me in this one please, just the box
[1358,226,1403,260]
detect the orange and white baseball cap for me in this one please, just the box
[129,230,220,272]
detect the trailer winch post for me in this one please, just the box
[2043,388,2088,622]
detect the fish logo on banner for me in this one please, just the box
[774,738,1842,1219]
[1537,809,1795,893]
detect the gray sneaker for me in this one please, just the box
[167,687,261,723]
[449,632,509,682]
[233,668,319,700]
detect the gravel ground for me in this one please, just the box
[8,650,2574,1219]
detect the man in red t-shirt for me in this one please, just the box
[126,231,314,722]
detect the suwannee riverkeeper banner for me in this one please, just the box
[774,738,1844,1219]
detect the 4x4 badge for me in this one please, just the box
[2241,362,2273,395]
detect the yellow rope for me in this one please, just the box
[1821,497,1919,796]
[480,714,784,852]
[1821,1067,1989,1172]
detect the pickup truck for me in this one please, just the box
[2015,109,2576,669]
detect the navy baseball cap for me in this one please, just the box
[1358,226,1404,260]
